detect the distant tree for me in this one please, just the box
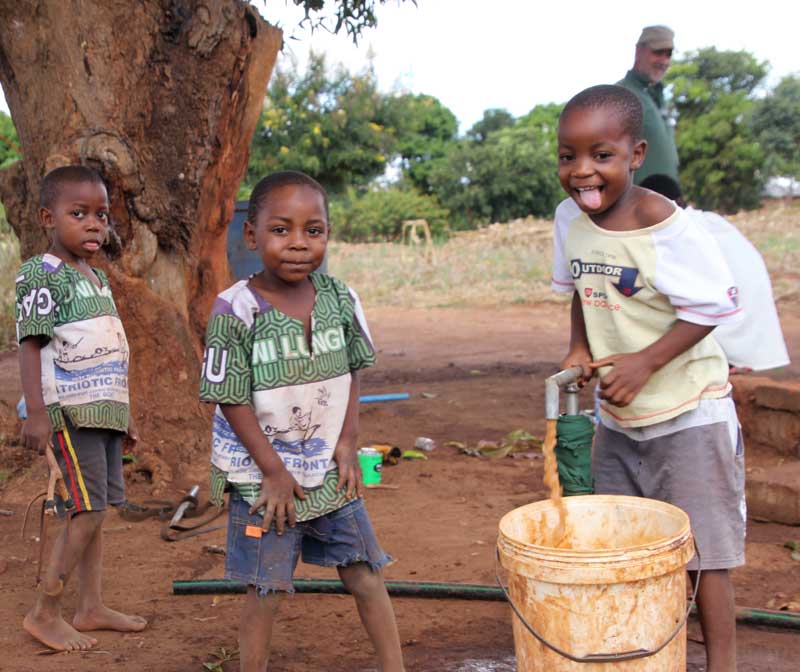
[466,108,514,143]
[751,75,800,180]
[381,93,458,194]
[330,186,449,241]
[429,107,562,227]
[245,52,395,194]
[666,48,768,212]
[517,102,562,139]
[668,47,767,114]
[0,112,21,168]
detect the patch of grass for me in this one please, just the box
[329,216,566,308]
[0,202,792,338]
[0,469,9,484]
[203,646,238,671]
[330,202,800,309]
[730,200,800,301]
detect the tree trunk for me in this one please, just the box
[0,0,281,488]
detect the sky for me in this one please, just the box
[1,0,797,132]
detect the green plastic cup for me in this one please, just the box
[358,447,382,485]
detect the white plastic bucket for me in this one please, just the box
[497,495,695,671]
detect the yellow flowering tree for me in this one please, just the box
[245,52,396,194]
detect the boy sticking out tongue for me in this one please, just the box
[553,85,745,672]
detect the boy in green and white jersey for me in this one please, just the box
[200,171,404,672]
[16,166,145,652]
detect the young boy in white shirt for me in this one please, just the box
[553,85,744,672]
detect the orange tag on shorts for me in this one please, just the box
[245,525,263,538]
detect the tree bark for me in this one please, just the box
[0,0,281,488]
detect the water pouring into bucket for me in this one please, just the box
[539,366,595,548]
[496,368,697,671]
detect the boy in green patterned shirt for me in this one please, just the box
[199,171,404,672]
[17,166,146,651]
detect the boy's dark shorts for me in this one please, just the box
[225,491,391,595]
[52,417,125,513]
[593,416,745,571]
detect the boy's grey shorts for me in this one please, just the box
[51,417,125,514]
[593,417,746,571]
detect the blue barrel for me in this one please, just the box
[227,200,328,280]
[227,201,262,280]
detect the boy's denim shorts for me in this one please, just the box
[225,491,391,594]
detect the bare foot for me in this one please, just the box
[73,605,147,633]
[23,610,98,651]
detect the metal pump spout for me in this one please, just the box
[545,366,584,420]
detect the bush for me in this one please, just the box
[751,75,800,181]
[675,92,765,212]
[0,205,20,350]
[429,121,562,229]
[330,187,449,242]
[666,48,768,213]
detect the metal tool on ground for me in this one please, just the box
[544,367,594,496]
[117,499,175,522]
[160,485,226,542]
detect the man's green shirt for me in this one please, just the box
[618,69,680,185]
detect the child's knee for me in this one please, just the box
[338,562,384,599]
[243,585,283,618]
[71,509,106,533]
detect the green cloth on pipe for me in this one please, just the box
[555,415,595,496]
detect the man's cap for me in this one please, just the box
[637,25,674,50]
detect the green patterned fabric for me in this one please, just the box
[201,273,375,522]
[48,400,129,434]
[210,464,351,519]
[15,254,130,433]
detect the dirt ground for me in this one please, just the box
[1,302,799,671]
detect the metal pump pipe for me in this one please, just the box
[544,366,584,420]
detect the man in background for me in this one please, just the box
[619,25,680,184]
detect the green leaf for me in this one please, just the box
[505,429,536,443]
[402,450,428,460]
[480,444,513,459]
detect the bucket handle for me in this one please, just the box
[495,539,701,664]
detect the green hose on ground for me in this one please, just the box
[555,415,594,496]
[173,578,504,600]
[172,579,800,631]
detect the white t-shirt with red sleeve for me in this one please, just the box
[551,198,743,429]
[687,207,790,371]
